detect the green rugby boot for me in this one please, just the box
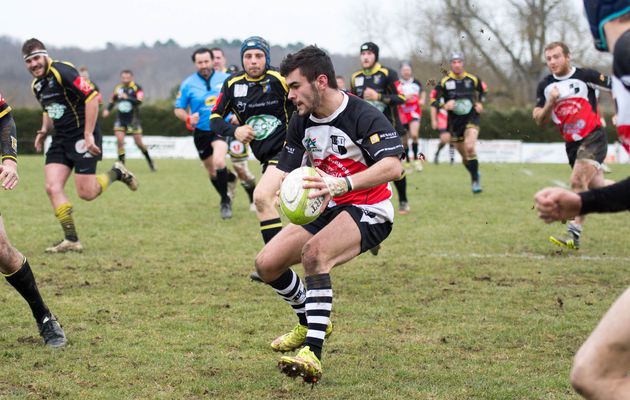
[278,346,322,383]
[271,322,333,352]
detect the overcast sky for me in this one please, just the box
[4,0,384,55]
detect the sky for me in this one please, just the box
[3,0,390,55]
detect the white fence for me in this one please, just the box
[46,136,630,164]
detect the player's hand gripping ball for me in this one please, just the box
[280,167,325,225]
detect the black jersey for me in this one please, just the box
[0,92,17,163]
[535,67,611,142]
[278,92,404,206]
[580,177,630,214]
[31,61,99,137]
[350,63,405,128]
[106,81,144,118]
[434,71,487,128]
[210,69,295,163]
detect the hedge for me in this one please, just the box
[10,106,618,155]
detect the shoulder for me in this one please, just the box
[226,73,248,88]
[464,72,480,85]
[181,73,197,87]
[439,75,451,86]
[350,70,364,81]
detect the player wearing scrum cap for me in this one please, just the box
[210,36,295,281]
[433,51,488,193]
[350,42,411,214]
[22,38,138,253]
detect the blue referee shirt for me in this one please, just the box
[175,70,229,131]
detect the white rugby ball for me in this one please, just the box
[280,167,325,225]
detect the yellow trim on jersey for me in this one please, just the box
[49,64,80,128]
[210,113,223,120]
[227,73,248,87]
[361,63,388,76]
[267,70,288,92]
[85,91,99,104]
[440,75,451,87]
[0,106,11,119]
[2,156,17,163]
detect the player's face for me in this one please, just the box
[450,59,464,74]
[544,46,571,75]
[121,72,133,84]
[194,52,213,78]
[243,49,266,79]
[400,65,413,80]
[286,69,321,117]
[24,54,48,78]
[212,50,225,71]
[360,51,376,69]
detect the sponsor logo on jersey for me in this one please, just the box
[445,80,456,90]
[73,76,93,95]
[234,84,248,97]
[205,95,217,107]
[370,134,380,144]
[331,135,348,155]
[354,77,364,87]
[246,114,281,140]
[117,100,133,113]
[236,101,247,113]
[303,137,321,152]
[45,103,66,120]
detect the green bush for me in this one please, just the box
[11,105,619,155]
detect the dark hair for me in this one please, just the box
[22,38,46,56]
[210,47,224,56]
[280,45,337,89]
[120,69,133,76]
[191,47,213,62]
[544,41,571,56]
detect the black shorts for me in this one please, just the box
[451,114,480,142]
[46,129,103,175]
[193,129,226,161]
[566,128,608,168]
[302,204,393,254]
[261,152,281,174]
[114,114,142,134]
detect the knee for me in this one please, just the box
[570,358,595,398]
[254,250,276,283]
[45,182,63,197]
[301,241,327,275]
[0,241,20,274]
[253,187,273,212]
[570,176,586,191]
[214,158,226,170]
[77,186,98,201]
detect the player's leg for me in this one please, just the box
[0,219,66,347]
[434,131,451,164]
[464,126,482,193]
[409,119,423,171]
[254,165,284,244]
[132,131,155,172]
[210,138,232,219]
[44,162,82,253]
[115,129,126,163]
[75,157,138,201]
[232,160,256,211]
[571,286,630,399]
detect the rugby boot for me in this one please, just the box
[220,201,232,219]
[45,239,83,254]
[113,162,138,191]
[398,201,410,215]
[38,314,67,348]
[278,346,322,383]
[472,174,482,194]
[549,232,580,250]
[271,323,333,352]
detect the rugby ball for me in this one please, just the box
[280,167,325,225]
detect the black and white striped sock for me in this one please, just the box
[304,273,332,360]
[269,269,307,326]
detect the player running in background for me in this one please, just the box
[211,47,257,210]
[535,5,630,399]
[350,42,410,214]
[255,45,404,383]
[102,70,155,172]
[24,38,138,253]
[430,88,454,164]
[175,48,240,219]
[532,41,611,250]
[78,66,102,105]
[211,36,295,247]
[0,90,67,348]
[398,61,425,171]
[433,51,487,193]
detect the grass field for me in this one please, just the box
[0,157,629,399]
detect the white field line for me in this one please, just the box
[428,252,630,262]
